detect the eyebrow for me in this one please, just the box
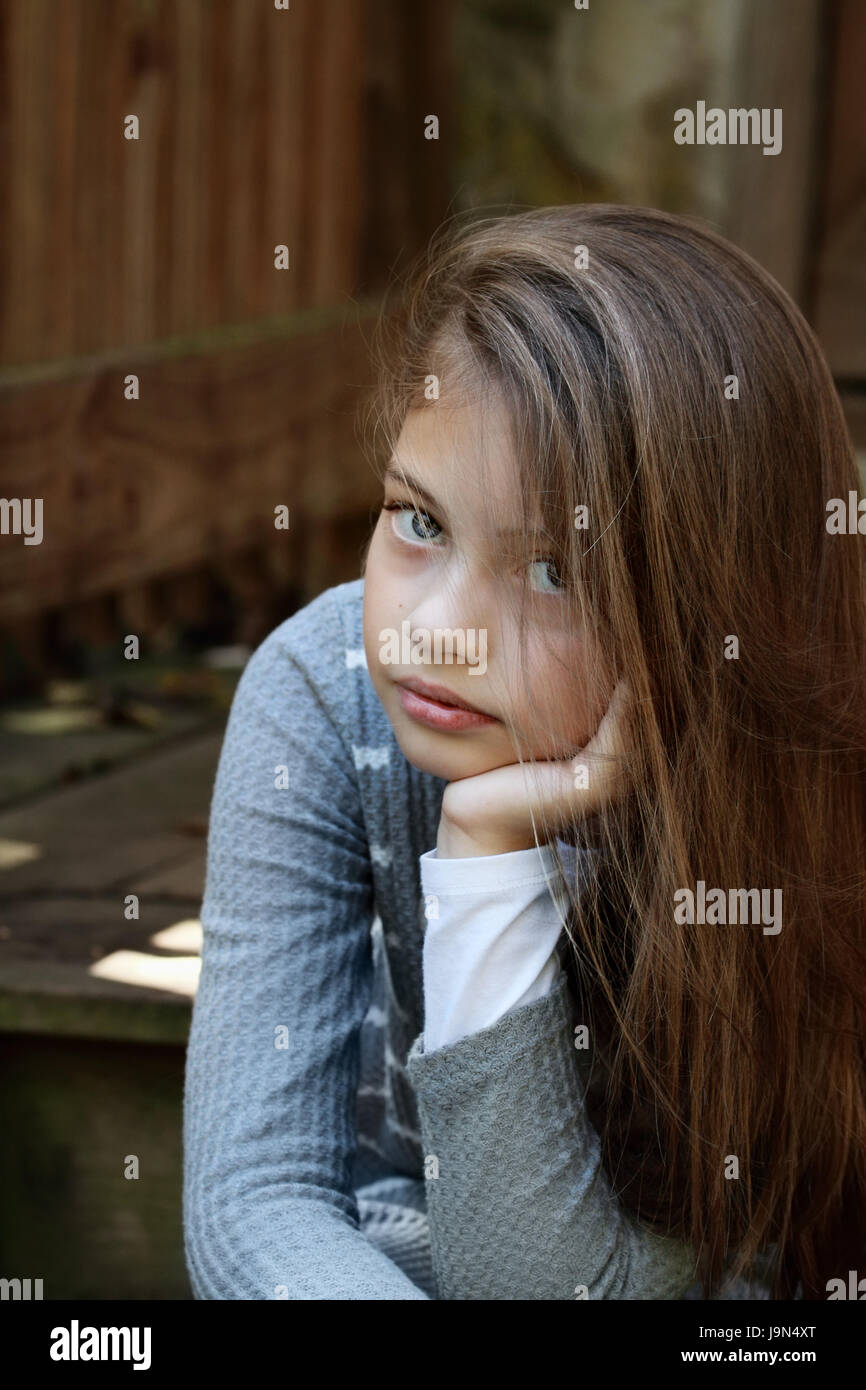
[383,462,554,543]
[383,464,440,513]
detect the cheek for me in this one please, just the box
[361,540,390,677]
[509,634,601,755]
[363,525,408,611]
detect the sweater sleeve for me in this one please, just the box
[182,601,429,1300]
[419,842,572,1051]
[406,949,699,1300]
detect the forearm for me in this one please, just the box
[184,1187,430,1300]
[183,595,432,1302]
[184,941,431,1301]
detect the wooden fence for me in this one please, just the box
[0,0,454,692]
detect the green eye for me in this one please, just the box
[526,558,564,593]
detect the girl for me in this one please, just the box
[183,203,866,1300]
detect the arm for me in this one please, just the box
[406,847,698,1300]
[183,595,429,1300]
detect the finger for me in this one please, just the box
[586,678,631,764]
[523,679,632,824]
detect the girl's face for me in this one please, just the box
[362,396,610,782]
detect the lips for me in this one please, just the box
[394,677,499,733]
[395,675,490,717]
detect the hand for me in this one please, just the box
[436,680,632,858]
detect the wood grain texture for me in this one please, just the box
[0,0,381,366]
[0,316,379,621]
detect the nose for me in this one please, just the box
[405,551,493,642]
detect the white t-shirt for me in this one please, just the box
[419,840,592,1052]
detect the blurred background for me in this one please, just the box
[0,0,862,1298]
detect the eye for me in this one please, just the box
[525,558,565,593]
[382,500,444,546]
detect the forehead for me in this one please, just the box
[390,397,518,495]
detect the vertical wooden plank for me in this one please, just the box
[407,0,456,263]
[357,0,456,297]
[245,1,271,321]
[96,0,122,355]
[32,1,57,359]
[200,0,230,329]
[153,0,177,342]
[73,0,112,356]
[265,0,307,315]
[303,0,327,306]
[297,5,320,311]
[171,0,204,335]
[48,0,82,360]
[194,0,214,333]
[5,0,54,366]
[103,2,135,350]
[121,0,166,345]
[305,0,363,305]
[225,0,259,322]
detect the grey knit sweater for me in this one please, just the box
[182,577,767,1300]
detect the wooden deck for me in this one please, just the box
[0,728,219,1043]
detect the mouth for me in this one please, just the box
[393,676,499,731]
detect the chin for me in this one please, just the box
[389,721,496,782]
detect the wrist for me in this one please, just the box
[436,814,540,859]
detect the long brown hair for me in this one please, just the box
[362,203,866,1300]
